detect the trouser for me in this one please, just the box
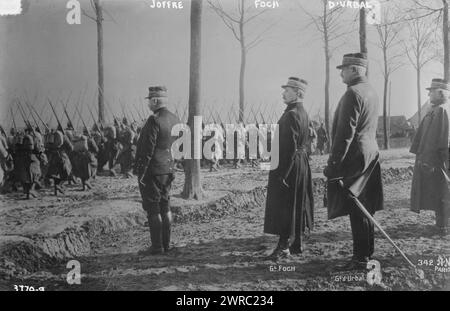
[139,174,174,250]
[349,207,374,260]
[436,207,449,228]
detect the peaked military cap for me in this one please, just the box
[145,86,168,99]
[426,78,450,91]
[281,77,308,93]
[336,53,368,69]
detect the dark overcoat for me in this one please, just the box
[135,107,181,177]
[326,76,383,219]
[72,138,99,181]
[46,133,73,180]
[410,104,450,215]
[264,101,314,238]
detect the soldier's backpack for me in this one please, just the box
[13,133,24,146]
[119,127,134,145]
[46,131,64,148]
[105,126,116,140]
[22,134,34,151]
[73,135,88,152]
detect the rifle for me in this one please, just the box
[24,100,43,132]
[105,99,120,126]
[75,104,91,138]
[249,105,258,124]
[17,102,34,134]
[88,105,103,132]
[10,107,17,132]
[206,105,217,124]
[132,101,143,122]
[62,101,75,131]
[48,99,65,135]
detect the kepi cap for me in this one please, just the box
[145,86,168,99]
[281,77,308,93]
[336,53,368,69]
[426,78,450,91]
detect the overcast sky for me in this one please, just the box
[0,0,444,128]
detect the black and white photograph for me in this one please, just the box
[0,0,449,294]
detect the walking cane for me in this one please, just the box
[330,177,425,279]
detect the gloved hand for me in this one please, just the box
[323,166,332,178]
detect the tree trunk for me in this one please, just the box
[416,66,422,124]
[238,0,245,123]
[444,0,449,80]
[323,3,331,150]
[383,48,389,150]
[359,0,368,76]
[94,0,104,124]
[182,0,203,200]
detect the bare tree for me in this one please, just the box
[182,0,204,200]
[298,0,349,150]
[443,0,449,79]
[360,0,368,59]
[82,0,106,124]
[404,15,438,123]
[408,0,448,77]
[207,0,275,123]
[375,6,404,149]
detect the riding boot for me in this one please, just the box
[161,211,173,252]
[149,214,163,254]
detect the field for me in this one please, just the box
[0,148,449,291]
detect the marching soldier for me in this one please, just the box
[324,53,384,269]
[46,126,74,195]
[71,127,99,191]
[410,78,450,236]
[264,77,314,258]
[307,121,317,159]
[117,118,136,178]
[134,86,181,255]
[15,127,46,199]
[316,122,328,155]
[0,127,10,188]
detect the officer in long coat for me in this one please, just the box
[410,78,450,236]
[324,53,384,268]
[134,86,181,255]
[264,77,314,258]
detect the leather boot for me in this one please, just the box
[149,214,163,254]
[161,211,173,252]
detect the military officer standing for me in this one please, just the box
[410,79,450,235]
[264,77,314,259]
[324,53,384,268]
[134,86,181,255]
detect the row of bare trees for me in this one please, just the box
[81,0,450,199]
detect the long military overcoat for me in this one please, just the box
[264,101,314,238]
[410,104,450,216]
[326,76,383,219]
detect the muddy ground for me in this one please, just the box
[0,148,449,291]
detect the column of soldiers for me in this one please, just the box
[0,115,140,199]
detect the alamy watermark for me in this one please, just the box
[328,0,381,25]
[171,116,280,170]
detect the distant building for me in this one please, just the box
[377,115,412,138]
[408,100,431,128]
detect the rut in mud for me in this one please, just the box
[0,150,449,291]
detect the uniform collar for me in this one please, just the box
[154,106,167,114]
[285,101,303,112]
[347,76,367,87]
